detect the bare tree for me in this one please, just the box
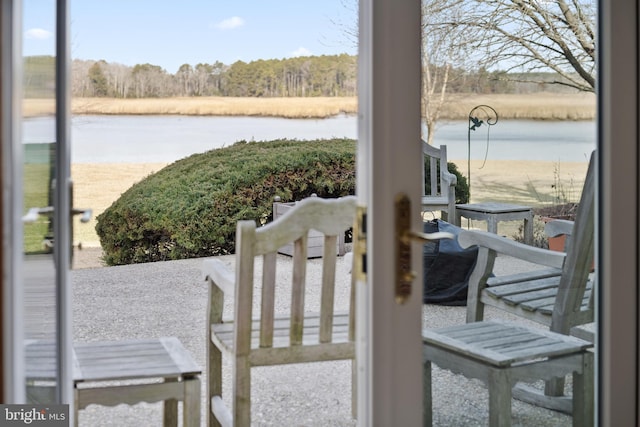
[440,0,596,92]
[421,0,475,145]
[336,0,468,145]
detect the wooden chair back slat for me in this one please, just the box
[428,156,438,197]
[235,221,258,356]
[259,252,277,348]
[290,235,308,345]
[348,268,356,341]
[319,235,338,343]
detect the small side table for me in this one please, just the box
[26,337,201,427]
[455,202,533,245]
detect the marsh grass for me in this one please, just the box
[24,93,595,120]
[441,93,595,121]
[70,96,358,118]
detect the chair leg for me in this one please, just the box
[572,352,594,427]
[208,341,222,427]
[488,369,512,427]
[234,355,251,427]
[423,360,432,427]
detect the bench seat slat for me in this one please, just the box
[486,268,563,287]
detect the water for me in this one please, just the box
[430,120,596,163]
[23,115,596,164]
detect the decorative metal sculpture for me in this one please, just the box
[467,105,498,200]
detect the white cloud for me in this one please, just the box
[25,28,53,40]
[215,16,245,30]
[290,47,312,57]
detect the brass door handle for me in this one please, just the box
[395,193,453,304]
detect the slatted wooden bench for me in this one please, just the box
[423,321,594,427]
[26,337,201,427]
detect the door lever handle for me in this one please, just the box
[22,206,92,223]
[395,193,453,304]
[400,229,455,245]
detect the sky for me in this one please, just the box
[23,0,358,74]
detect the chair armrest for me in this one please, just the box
[544,219,574,238]
[202,259,235,298]
[458,229,565,269]
[442,170,457,187]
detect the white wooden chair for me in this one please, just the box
[447,150,596,413]
[203,195,357,426]
[421,141,457,221]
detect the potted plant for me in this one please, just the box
[533,202,578,251]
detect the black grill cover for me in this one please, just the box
[423,219,478,306]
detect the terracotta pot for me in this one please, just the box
[545,227,594,272]
[548,234,567,252]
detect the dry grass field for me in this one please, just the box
[23,92,596,120]
[440,92,595,121]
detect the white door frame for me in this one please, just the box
[1,0,26,402]
[357,0,424,424]
[0,0,74,416]
[53,0,74,408]
[357,0,640,424]
[597,0,639,424]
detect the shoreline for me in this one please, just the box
[71,159,589,268]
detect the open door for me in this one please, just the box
[2,0,76,418]
[356,0,425,424]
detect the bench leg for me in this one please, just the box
[488,369,512,427]
[183,376,201,427]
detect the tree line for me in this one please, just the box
[22,54,579,100]
[72,54,358,98]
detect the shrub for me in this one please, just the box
[96,138,356,265]
[448,162,469,204]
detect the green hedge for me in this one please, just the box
[96,138,470,266]
[96,138,356,265]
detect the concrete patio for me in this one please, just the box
[66,253,576,426]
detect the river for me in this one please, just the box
[23,115,596,164]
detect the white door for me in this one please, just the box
[356,0,425,424]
